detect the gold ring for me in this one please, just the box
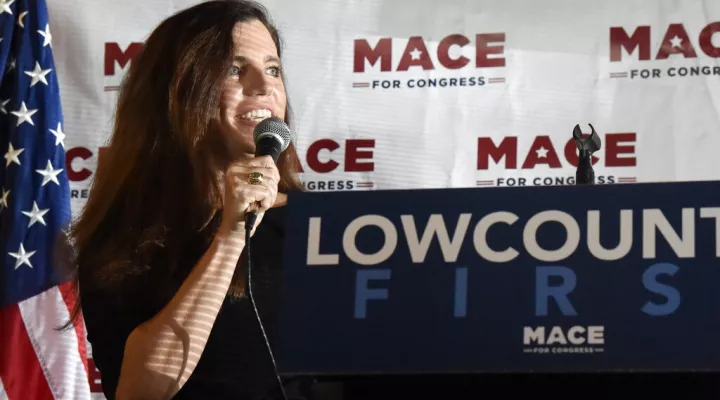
[248,172,264,185]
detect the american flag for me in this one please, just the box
[0,0,92,399]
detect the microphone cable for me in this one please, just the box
[245,210,288,400]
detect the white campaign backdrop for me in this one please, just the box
[43,0,720,396]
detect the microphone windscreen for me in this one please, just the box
[253,117,292,152]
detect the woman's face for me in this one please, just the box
[217,20,287,160]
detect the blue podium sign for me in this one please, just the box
[275,181,720,375]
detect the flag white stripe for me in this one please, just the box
[18,287,92,400]
[0,378,8,400]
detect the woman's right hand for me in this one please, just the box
[219,155,280,236]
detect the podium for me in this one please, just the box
[273,180,720,399]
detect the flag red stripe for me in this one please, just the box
[0,304,55,400]
[57,281,89,376]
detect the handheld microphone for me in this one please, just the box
[243,116,291,400]
[245,116,292,227]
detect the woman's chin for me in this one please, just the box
[226,145,256,162]
[222,131,255,158]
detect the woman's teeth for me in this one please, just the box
[239,109,272,122]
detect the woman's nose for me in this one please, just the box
[243,67,272,96]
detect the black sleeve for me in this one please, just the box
[79,236,207,399]
[82,266,186,399]
[80,281,144,400]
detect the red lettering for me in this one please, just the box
[605,133,637,167]
[437,34,470,69]
[353,38,392,72]
[522,136,562,169]
[699,22,720,57]
[564,135,599,167]
[66,147,93,182]
[104,42,143,76]
[611,23,720,61]
[656,24,697,60]
[478,133,637,170]
[354,33,506,72]
[300,139,376,173]
[88,358,103,393]
[477,137,517,170]
[476,33,506,68]
[397,36,434,71]
[306,139,340,173]
[344,139,375,172]
[610,26,651,61]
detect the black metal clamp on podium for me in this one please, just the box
[573,123,602,185]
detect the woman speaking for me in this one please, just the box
[62,1,310,399]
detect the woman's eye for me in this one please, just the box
[230,65,242,75]
[267,66,281,77]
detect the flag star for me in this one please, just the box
[37,23,52,47]
[5,57,15,74]
[409,48,422,60]
[0,188,9,210]
[9,243,36,270]
[10,101,37,126]
[49,122,66,148]
[22,201,49,227]
[4,142,23,167]
[0,98,9,114]
[36,160,63,186]
[17,10,27,28]
[536,146,549,158]
[0,0,14,16]
[24,61,52,87]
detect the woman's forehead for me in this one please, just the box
[231,20,278,57]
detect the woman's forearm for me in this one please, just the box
[115,224,247,400]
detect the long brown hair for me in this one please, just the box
[61,0,303,329]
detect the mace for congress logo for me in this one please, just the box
[475,130,638,187]
[608,22,720,80]
[298,138,376,191]
[352,33,507,90]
